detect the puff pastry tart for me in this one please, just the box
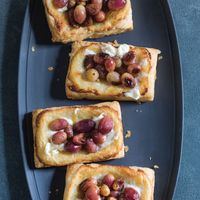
[32,101,124,168]
[63,163,155,200]
[66,41,161,102]
[43,0,133,43]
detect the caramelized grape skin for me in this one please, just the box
[64,124,73,138]
[84,185,100,200]
[73,5,87,24]
[94,11,106,22]
[72,133,86,145]
[49,119,68,131]
[104,57,116,72]
[121,73,136,88]
[107,0,126,11]
[98,116,113,134]
[80,178,98,192]
[86,3,101,16]
[53,0,68,8]
[122,51,136,65]
[106,71,120,84]
[102,174,115,188]
[95,64,108,79]
[64,142,82,153]
[73,119,96,133]
[92,131,106,144]
[85,138,98,153]
[52,131,67,144]
[127,63,141,75]
[123,187,139,200]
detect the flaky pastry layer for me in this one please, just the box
[43,0,133,43]
[66,41,161,102]
[33,102,124,168]
[63,163,155,200]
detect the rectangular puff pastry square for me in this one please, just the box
[33,101,124,168]
[63,163,155,200]
[42,0,133,43]
[66,41,161,102]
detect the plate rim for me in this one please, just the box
[18,1,184,199]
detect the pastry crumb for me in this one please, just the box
[153,165,159,169]
[125,130,132,138]
[124,145,129,153]
[55,189,59,192]
[158,55,163,60]
[149,156,152,160]
[136,109,139,112]
[139,110,142,113]
[48,66,54,71]
[48,191,52,194]
[31,46,36,52]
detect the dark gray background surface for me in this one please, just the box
[0,0,199,199]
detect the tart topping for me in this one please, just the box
[53,0,126,26]
[47,115,115,154]
[49,119,69,131]
[53,0,68,8]
[83,45,147,97]
[121,73,136,88]
[74,5,87,24]
[86,68,99,81]
[108,0,127,11]
[52,131,67,144]
[79,175,140,200]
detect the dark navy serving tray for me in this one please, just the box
[18,0,183,199]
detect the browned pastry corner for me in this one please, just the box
[32,101,124,168]
[63,163,155,200]
[66,41,161,102]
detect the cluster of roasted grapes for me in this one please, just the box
[53,0,127,27]
[84,51,142,88]
[79,174,140,200]
[49,115,113,153]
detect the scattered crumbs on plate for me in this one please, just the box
[153,165,159,169]
[124,145,129,153]
[149,156,152,161]
[158,55,163,60]
[48,66,54,71]
[31,46,36,52]
[125,130,132,138]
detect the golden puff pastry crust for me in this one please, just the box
[66,41,161,102]
[42,0,133,43]
[63,163,155,200]
[32,101,124,168]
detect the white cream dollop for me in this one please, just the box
[101,44,117,57]
[84,49,96,55]
[57,6,68,12]
[117,44,130,58]
[124,87,141,100]
[45,142,65,156]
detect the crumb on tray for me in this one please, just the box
[125,130,132,138]
[124,145,129,153]
[48,66,54,71]
[153,165,159,169]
